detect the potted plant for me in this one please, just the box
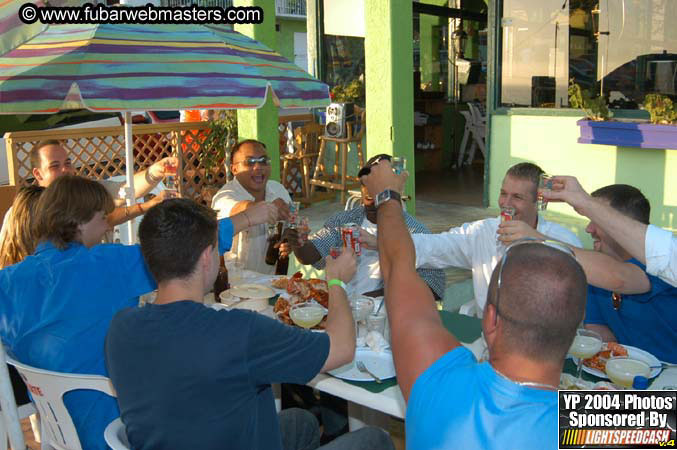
[187,110,237,203]
[571,80,677,149]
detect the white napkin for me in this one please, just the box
[365,330,389,353]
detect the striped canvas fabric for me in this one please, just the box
[0,10,329,113]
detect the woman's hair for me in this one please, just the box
[34,175,115,249]
[0,185,46,268]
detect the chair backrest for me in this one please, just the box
[104,418,130,450]
[292,122,324,157]
[467,102,486,125]
[6,358,116,450]
[0,343,26,450]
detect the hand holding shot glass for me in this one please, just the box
[537,173,553,210]
[391,156,407,175]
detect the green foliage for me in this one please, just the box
[330,78,365,105]
[568,80,612,121]
[200,110,238,173]
[644,94,677,125]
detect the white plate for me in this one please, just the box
[216,292,268,312]
[228,284,275,299]
[328,348,396,382]
[572,345,662,380]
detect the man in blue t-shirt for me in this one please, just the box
[360,159,587,450]
[0,176,279,450]
[105,199,394,450]
[577,184,677,363]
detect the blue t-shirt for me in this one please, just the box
[0,218,235,449]
[406,347,558,450]
[585,258,677,363]
[105,301,330,450]
[0,241,156,450]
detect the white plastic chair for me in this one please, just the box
[457,110,474,167]
[6,358,116,450]
[466,102,487,164]
[103,418,130,450]
[0,343,38,450]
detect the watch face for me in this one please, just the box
[376,190,392,207]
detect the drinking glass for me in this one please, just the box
[224,254,243,286]
[392,156,407,175]
[164,160,179,193]
[288,201,301,228]
[329,246,341,258]
[568,328,603,381]
[299,217,310,244]
[367,312,386,335]
[290,303,326,329]
[605,358,650,388]
[537,174,553,210]
[351,297,374,345]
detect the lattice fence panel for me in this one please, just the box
[5,116,313,206]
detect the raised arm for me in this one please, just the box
[132,157,179,199]
[570,247,650,294]
[321,248,357,372]
[361,161,459,401]
[543,176,648,263]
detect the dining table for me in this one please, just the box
[214,270,677,429]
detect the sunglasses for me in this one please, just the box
[236,156,270,167]
[493,237,578,325]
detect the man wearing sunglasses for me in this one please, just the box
[360,159,587,450]
[211,139,291,274]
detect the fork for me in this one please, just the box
[356,361,382,383]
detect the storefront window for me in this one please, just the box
[322,35,365,105]
[499,0,677,109]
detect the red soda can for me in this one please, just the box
[500,206,515,222]
[341,223,361,256]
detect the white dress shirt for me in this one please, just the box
[645,224,677,287]
[211,177,291,274]
[345,218,383,296]
[412,216,582,314]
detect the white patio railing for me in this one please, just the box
[275,0,305,18]
[159,0,305,18]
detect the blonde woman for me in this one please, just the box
[0,185,45,268]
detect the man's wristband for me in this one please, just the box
[327,279,347,292]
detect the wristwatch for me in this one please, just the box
[374,189,402,209]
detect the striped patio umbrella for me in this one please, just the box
[0,3,330,242]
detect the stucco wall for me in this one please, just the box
[489,114,677,248]
[276,18,306,64]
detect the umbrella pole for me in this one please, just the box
[123,112,136,244]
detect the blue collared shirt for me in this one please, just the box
[0,217,235,449]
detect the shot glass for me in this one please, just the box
[537,174,553,211]
[329,246,341,259]
[496,206,516,252]
[392,156,407,175]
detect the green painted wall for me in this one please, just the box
[276,18,306,64]
[235,0,280,180]
[365,0,415,214]
[488,114,677,248]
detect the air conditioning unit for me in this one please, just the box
[325,103,354,138]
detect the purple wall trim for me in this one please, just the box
[577,119,677,150]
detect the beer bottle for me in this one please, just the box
[265,222,283,266]
[212,255,229,302]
